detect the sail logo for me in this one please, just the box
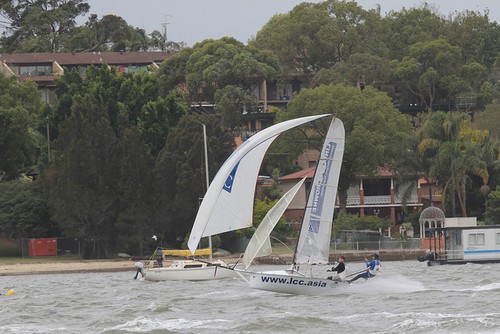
[323,141,337,160]
[307,141,336,233]
[223,162,240,193]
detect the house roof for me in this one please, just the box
[0,52,174,66]
[279,167,315,181]
[279,166,415,181]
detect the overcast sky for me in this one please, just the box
[87,0,500,46]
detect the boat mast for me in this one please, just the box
[202,124,213,262]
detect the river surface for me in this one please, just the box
[1,260,500,333]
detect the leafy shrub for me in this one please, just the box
[333,212,389,234]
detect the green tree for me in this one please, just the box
[332,212,389,235]
[156,37,278,126]
[148,30,185,52]
[484,186,500,224]
[385,5,447,60]
[253,198,281,227]
[53,66,123,132]
[0,73,42,180]
[47,66,187,256]
[392,39,464,110]
[152,113,234,245]
[214,85,258,129]
[63,13,149,52]
[475,103,500,139]
[252,197,291,241]
[137,92,187,156]
[156,47,193,96]
[417,111,492,216]
[114,114,155,255]
[456,62,489,110]
[261,168,283,201]
[277,84,413,211]
[251,2,331,82]
[149,30,166,51]
[447,10,500,69]
[313,52,391,92]
[48,94,121,258]
[0,0,90,52]
[53,66,184,156]
[158,37,279,103]
[251,0,383,84]
[0,180,57,238]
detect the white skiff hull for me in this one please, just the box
[248,271,346,295]
[144,260,237,281]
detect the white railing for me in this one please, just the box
[394,195,419,204]
[346,195,419,206]
[364,195,391,205]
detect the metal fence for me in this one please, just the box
[21,237,81,258]
[331,238,421,252]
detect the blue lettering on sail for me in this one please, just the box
[223,162,240,193]
[309,218,320,233]
[307,141,337,233]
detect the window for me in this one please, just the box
[267,82,277,100]
[363,179,391,196]
[124,65,148,74]
[468,233,485,245]
[496,233,500,245]
[18,65,52,76]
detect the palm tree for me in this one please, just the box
[418,111,491,216]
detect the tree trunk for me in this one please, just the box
[338,188,348,214]
[458,175,467,217]
[450,183,457,217]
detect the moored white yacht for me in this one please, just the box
[144,249,236,281]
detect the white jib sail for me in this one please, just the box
[188,114,330,254]
[242,177,307,269]
[294,118,345,265]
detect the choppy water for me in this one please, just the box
[1,260,500,333]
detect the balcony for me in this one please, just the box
[346,195,419,207]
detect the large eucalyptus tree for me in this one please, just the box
[0,0,90,52]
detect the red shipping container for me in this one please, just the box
[28,238,57,256]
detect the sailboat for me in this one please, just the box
[146,114,330,281]
[240,117,345,295]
